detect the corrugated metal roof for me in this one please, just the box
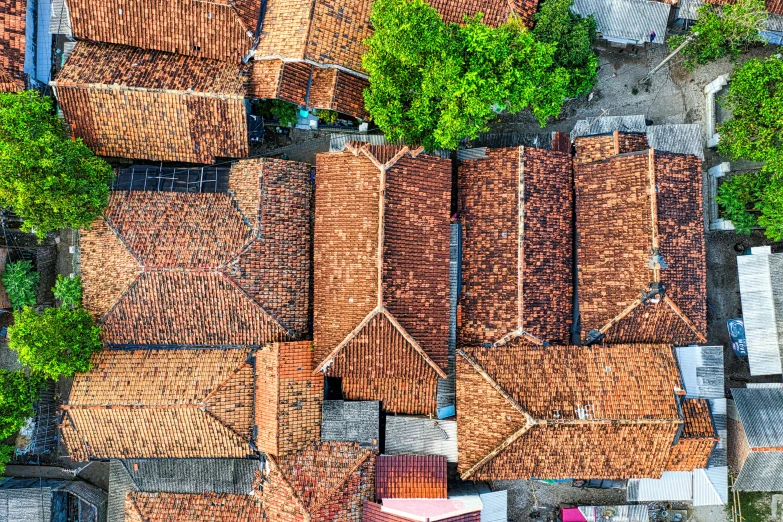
[478,490,507,522]
[571,0,670,43]
[626,472,693,502]
[385,416,458,462]
[708,398,727,468]
[50,0,72,35]
[578,505,649,522]
[693,467,727,506]
[457,148,489,160]
[646,124,704,159]
[732,388,783,448]
[676,345,724,399]
[321,400,379,446]
[328,133,451,158]
[677,0,702,20]
[746,382,783,388]
[570,115,647,141]
[467,132,553,149]
[438,224,461,411]
[767,14,783,32]
[0,487,53,522]
[737,252,783,376]
[734,452,783,491]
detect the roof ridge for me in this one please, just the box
[201,408,254,448]
[219,270,289,337]
[314,307,380,373]
[265,454,311,520]
[203,361,252,403]
[382,309,447,378]
[51,80,247,99]
[307,448,374,515]
[460,422,532,480]
[94,216,143,325]
[663,296,708,343]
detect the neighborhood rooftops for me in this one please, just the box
[313,143,451,415]
[0,0,26,91]
[80,158,312,346]
[52,42,250,164]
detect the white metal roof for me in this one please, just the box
[675,345,724,399]
[571,0,670,44]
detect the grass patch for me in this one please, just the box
[729,490,772,522]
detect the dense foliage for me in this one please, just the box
[255,99,299,128]
[363,0,597,149]
[7,306,101,380]
[0,370,42,474]
[533,0,598,96]
[1,260,39,309]
[715,57,783,240]
[668,0,766,68]
[53,274,82,308]
[0,91,113,238]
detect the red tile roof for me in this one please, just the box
[313,144,451,414]
[81,159,313,346]
[375,456,447,500]
[125,492,266,522]
[665,398,718,471]
[429,0,538,26]
[259,441,376,521]
[458,147,574,347]
[0,0,25,91]
[456,342,686,480]
[54,42,249,163]
[575,146,707,345]
[62,348,257,460]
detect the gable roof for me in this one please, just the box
[575,146,707,345]
[53,42,249,163]
[313,144,451,414]
[664,398,718,471]
[125,491,265,522]
[732,388,783,449]
[260,441,376,521]
[81,158,313,346]
[61,348,256,460]
[456,342,685,480]
[375,456,448,500]
[458,146,574,347]
[0,0,25,92]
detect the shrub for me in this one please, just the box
[0,444,13,475]
[1,260,39,309]
[318,109,339,124]
[0,91,113,237]
[53,274,82,308]
[255,99,299,128]
[7,306,101,380]
[715,171,769,234]
[0,369,41,441]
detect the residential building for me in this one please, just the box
[0,0,25,91]
[313,143,451,415]
[736,247,783,376]
[456,342,715,480]
[571,0,671,45]
[729,387,783,491]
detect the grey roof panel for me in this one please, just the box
[56,481,108,522]
[321,400,379,446]
[0,487,52,522]
[732,388,783,448]
[571,0,670,44]
[646,124,704,159]
[734,452,783,491]
[676,345,724,399]
[108,460,138,522]
[385,416,458,462]
[677,0,702,20]
[738,252,783,376]
[570,115,647,141]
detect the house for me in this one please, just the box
[52,42,250,164]
[79,158,312,346]
[574,134,707,345]
[457,146,574,347]
[257,441,376,521]
[728,387,783,491]
[61,342,322,460]
[456,341,716,480]
[0,477,107,522]
[571,0,671,45]
[0,0,25,91]
[313,143,451,415]
[736,247,783,376]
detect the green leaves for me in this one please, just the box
[53,274,83,308]
[7,306,101,380]
[1,260,39,310]
[0,91,113,238]
[0,369,42,441]
[363,0,597,150]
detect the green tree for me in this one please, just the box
[7,306,101,380]
[53,274,82,308]
[668,0,767,68]
[714,57,783,240]
[1,260,39,309]
[0,369,42,473]
[363,0,572,150]
[0,91,113,238]
[533,0,598,96]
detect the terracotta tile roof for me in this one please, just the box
[0,0,25,92]
[259,441,376,521]
[664,398,718,471]
[81,159,313,346]
[705,0,783,14]
[574,131,649,165]
[458,147,573,347]
[67,0,252,62]
[363,501,481,522]
[54,42,249,163]
[575,146,707,345]
[125,491,265,521]
[375,456,447,499]
[62,348,256,460]
[313,144,451,414]
[256,341,323,456]
[456,342,686,480]
[429,0,538,26]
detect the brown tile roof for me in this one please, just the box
[575,146,707,345]
[81,158,313,346]
[259,441,376,521]
[665,398,718,471]
[67,0,252,62]
[125,492,265,522]
[0,0,25,91]
[574,131,650,165]
[62,348,256,460]
[429,0,538,26]
[54,42,249,163]
[456,342,686,480]
[375,456,447,500]
[458,147,573,347]
[705,0,783,14]
[313,144,451,414]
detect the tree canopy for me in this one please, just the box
[0,370,42,474]
[715,57,783,240]
[363,0,597,150]
[0,91,113,237]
